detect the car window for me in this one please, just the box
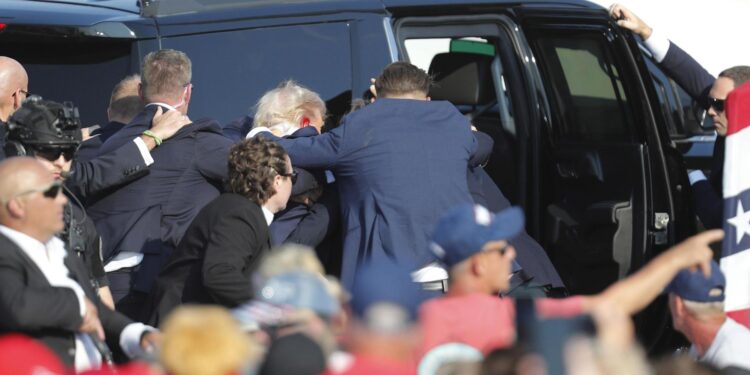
[160,22,353,127]
[529,32,636,142]
[2,40,134,127]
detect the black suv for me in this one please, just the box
[0,0,716,351]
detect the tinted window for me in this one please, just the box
[530,32,635,142]
[161,22,353,126]
[3,40,134,127]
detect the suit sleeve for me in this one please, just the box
[692,180,724,229]
[469,131,493,167]
[0,254,83,332]
[259,125,345,169]
[195,133,234,182]
[285,186,340,247]
[201,208,260,306]
[66,141,149,199]
[659,42,716,105]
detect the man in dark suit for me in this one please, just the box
[0,157,159,371]
[611,4,750,229]
[90,49,234,321]
[77,74,143,162]
[257,62,478,289]
[150,137,294,324]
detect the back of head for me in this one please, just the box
[227,137,288,205]
[719,66,750,87]
[257,243,325,280]
[140,49,192,102]
[252,80,326,134]
[259,332,326,375]
[108,74,142,123]
[160,305,258,375]
[5,97,81,157]
[375,62,432,98]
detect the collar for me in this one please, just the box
[146,102,180,112]
[260,206,274,226]
[0,225,68,271]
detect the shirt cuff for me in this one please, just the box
[119,322,156,358]
[247,126,272,139]
[132,137,155,166]
[688,170,708,185]
[644,29,670,63]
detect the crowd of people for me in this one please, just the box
[0,3,749,374]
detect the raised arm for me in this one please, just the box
[585,229,724,315]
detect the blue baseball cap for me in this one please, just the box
[665,260,725,303]
[255,271,340,317]
[430,204,525,268]
[349,258,427,329]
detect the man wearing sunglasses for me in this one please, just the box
[0,157,160,371]
[610,4,750,230]
[416,204,723,360]
[0,56,29,160]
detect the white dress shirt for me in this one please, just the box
[0,226,153,372]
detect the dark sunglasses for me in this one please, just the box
[280,170,298,184]
[14,181,64,200]
[708,97,725,113]
[35,148,76,162]
[489,244,512,257]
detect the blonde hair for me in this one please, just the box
[160,305,260,375]
[257,243,325,279]
[252,80,326,134]
[141,49,192,101]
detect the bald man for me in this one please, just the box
[0,157,159,371]
[0,56,29,160]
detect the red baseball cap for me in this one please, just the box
[0,334,68,375]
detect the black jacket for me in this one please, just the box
[0,233,132,366]
[149,193,271,326]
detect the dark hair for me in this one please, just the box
[375,62,432,98]
[719,65,750,87]
[227,137,289,205]
[109,74,142,122]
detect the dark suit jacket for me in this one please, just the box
[0,233,132,366]
[149,193,271,325]
[660,42,723,229]
[222,115,253,141]
[76,121,127,162]
[265,99,477,289]
[89,106,234,294]
[66,140,150,202]
[468,166,564,288]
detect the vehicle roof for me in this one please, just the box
[10,0,600,21]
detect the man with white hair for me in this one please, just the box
[666,261,750,370]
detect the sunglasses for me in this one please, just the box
[14,181,64,200]
[280,170,298,184]
[487,243,512,257]
[35,148,76,162]
[708,97,725,113]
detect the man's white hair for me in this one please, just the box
[252,80,326,135]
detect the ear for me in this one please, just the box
[12,89,22,110]
[184,84,192,105]
[673,296,686,317]
[6,198,25,219]
[470,256,485,277]
[138,83,145,100]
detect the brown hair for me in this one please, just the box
[140,49,192,101]
[108,74,142,122]
[227,137,289,205]
[375,62,432,98]
[719,65,750,87]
